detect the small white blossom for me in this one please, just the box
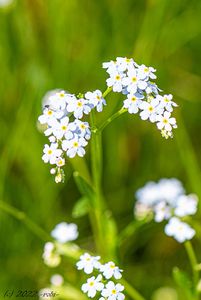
[122,66,147,93]
[62,136,87,158]
[157,94,177,112]
[106,70,125,92]
[67,97,91,119]
[38,108,63,125]
[50,274,64,286]
[76,253,101,274]
[51,222,78,243]
[175,194,198,217]
[101,281,125,300]
[140,98,162,123]
[137,64,156,80]
[85,90,106,112]
[156,111,177,132]
[154,201,171,222]
[164,217,195,243]
[99,262,122,279]
[42,242,61,267]
[82,275,104,298]
[123,92,144,114]
[42,143,62,164]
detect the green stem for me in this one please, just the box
[90,111,105,255]
[103,86,112,98]
[120,278,146,300]
[184,241,199,296]
[0,200,50,241]
[98,108,127,132]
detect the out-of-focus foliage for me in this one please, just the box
[0,0,201,299]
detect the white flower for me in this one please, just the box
[99,262,122,279]
[48,117,72,140]
[82,275,104,298]
[116,57,135,72]
[74,120,91,140]
[156,111,177,132]
[102,60,118,74]
[164,217,195,243]
[50,274,64,286]
[42,242,61,267]
[67,97,91,119]
[157,178,185,205]
[101,281,125,300]
[137,64,156,80]
[51,222,78,243]
[154,201,171,222]
[157,94,177,112]
[140,98,161,123]
[76,253,101,274]
[42,143,63,164]
[106,70,125,92]
[85,90,106,112]
[122,66,147,93]
[174,194,198,217]
[49,90,71,111]
[55,157,65,167]
[62,136,87,158]
[135,181,159,206]
[123,92,143,114]
[38,107,63,125]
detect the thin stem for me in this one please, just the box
[0,200,50,241]
[90,111,105,255]
[103,86,112,98]
[120,278,146,300]
[184,241,199,296]
[98,108,127,132]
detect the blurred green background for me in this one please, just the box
[0,0,201,299]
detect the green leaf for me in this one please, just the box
[73,172,95,201]
[72,196,90,218]
[173,267,194,300]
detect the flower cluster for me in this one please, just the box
[38,90,106,182]
[103,57,177,139]
[135,178,198,242]
[42,222,79,267]
[77,253,125,299]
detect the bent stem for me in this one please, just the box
[98,108,127,132]
[184,241,199,297]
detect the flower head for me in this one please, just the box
[101,281,125,300]
[164,217,195,243]
[51,222,78,243]
[82,275,104,298]
[76,253,101,274]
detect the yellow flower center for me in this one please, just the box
[77,101,83,107]
[89,282,94,287]
[61,125,67,130]
[126,58,130,62]
[80,124,86,129]
[131,97,137,102]
[96,95,101,101]
[112,289,117,294]
[73,142,79,147]
[47,110,53,115]
[132,77,137,82]
[164,97,169,103]
[148,106,153,112]
[163,118,168,124]
[47,150,52,155]
[144,67,149,73]
[59,92,65,98]
[115,75,120,80]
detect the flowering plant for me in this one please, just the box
[37,58,201,300]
